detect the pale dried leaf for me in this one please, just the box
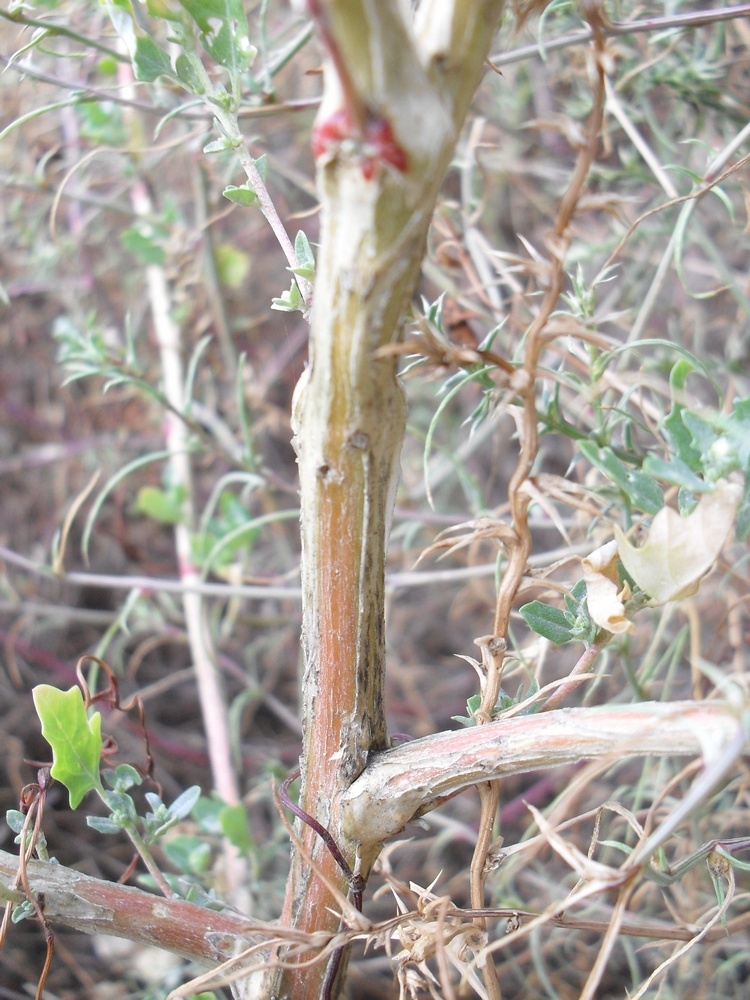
[614,480,742,604]
[582,539,634,634]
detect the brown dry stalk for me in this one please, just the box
[464,12,609,993]
[492,4,608,643]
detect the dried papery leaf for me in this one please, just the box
[582,539,634,634]
[614,479,742,605]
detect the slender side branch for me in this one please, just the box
[213,106,313,308]
[118,57,245,910]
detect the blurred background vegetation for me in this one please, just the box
[1,2,750,997]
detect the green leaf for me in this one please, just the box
[642,455,710,493]
[519,601,576,645]
[135,484,187,524]
[682,410,717,457]
[5,810,25,835]
[452,693,482,727]
[663,362,703,470]
[219,802,253,852]
[223,184,259,207]
[103,763,142,792]
[539,384,588,441]
[225,156,267,204]
[217,490,250,527]
[97,56,119,75]
[102,789,138,825]
[251,153,267,182]
[87,815,123,835]
[289,230,315,279]
[78,102,126,146]
[33,686,103,808]
[578,442,664,514]
[191,795,224,834]
[146,0,185,19]
[175,52,207,94]
[289,263,315,279]
[563,578,585,614]
[214,244,250,288]
[203,136,234,154]
[169,785,202,821]
[133,35,174,82]
[162,834,212,874]
[668,357,694,393]
[178,0,256,74]
[121,227,167,265]
[11,899,36,924]
[561,578,598,643]
[271,280,304,313]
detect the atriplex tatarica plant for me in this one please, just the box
[1,2,750,998]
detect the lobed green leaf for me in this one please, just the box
[178,0,256,75]
[33,685,103,809]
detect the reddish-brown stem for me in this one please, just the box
[278,769,364,910]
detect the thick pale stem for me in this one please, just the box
[340,701,746,847]
[270,3,506,998]
[278,146,415,1000]
[0,850,265,962]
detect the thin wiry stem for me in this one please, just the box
[491,10,607,642]
[472,13,606,946]
[490,4,750,68]
[213,107,313,310]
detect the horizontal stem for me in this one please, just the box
[341,701,746,847]
[0,849,267,964]
[0,543,588,600]
[490,5,750,68]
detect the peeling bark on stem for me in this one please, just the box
[340,701,747,849]
[268,3,507,998]
[0,850,266,964]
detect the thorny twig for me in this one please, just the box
[468,636,506,1000]
[490,3,750,69]
[492,5,607,641]
[466,10,609,994]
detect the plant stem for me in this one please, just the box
[267,4,508,998]
[341,701,746,849]
[213,108,313,309]
[122,824,174,899]
[116,58,246,909]
[0,850,265,962]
